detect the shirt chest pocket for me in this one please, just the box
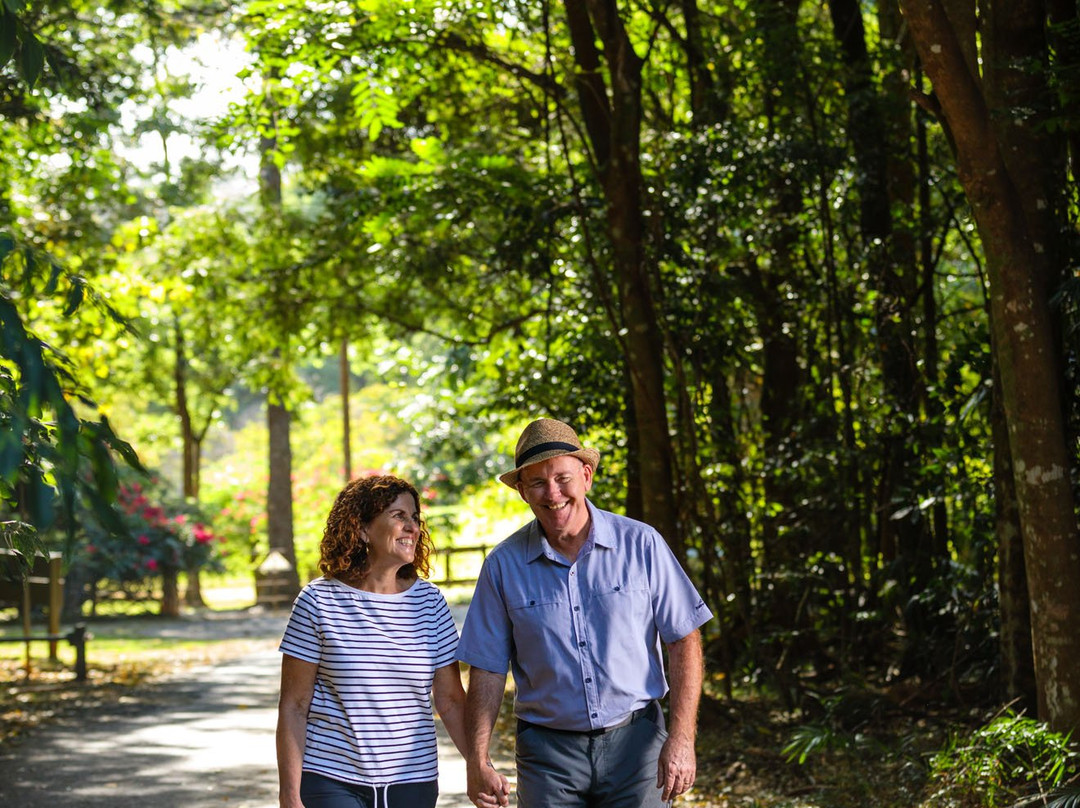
[588,574,648,600]
[588,575,651,623]
[507,591,565,613]
[506,592,569,654]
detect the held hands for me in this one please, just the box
[657,732,696,802]
[467,758,510,808]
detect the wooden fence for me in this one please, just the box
[430,545,490,587]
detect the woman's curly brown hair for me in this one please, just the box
[318,475,434,582]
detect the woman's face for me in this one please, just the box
[363,491,421,568]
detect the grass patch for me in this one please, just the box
[0,630,242,664]
[198,574,258,610]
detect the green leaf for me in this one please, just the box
[82,486,127,536]
[63,278,85,316]
[0,10,15,70]
[98,415,146,473]
[26,469,56,531]
[1047,787,1080,808]
[90,434,119,502]
[0,523,47,571]
[18,28,44,88]
[0,234,14,264]
[43,44,74,92]
[0,426,23,483]
[43,261,62,295]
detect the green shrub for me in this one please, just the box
[925,712,1080,807]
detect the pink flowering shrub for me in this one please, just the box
[81,477,225,592]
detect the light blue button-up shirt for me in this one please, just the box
[457,501,713,731]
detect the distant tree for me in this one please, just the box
[256,70,301,599]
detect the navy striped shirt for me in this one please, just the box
[279,576,459,786]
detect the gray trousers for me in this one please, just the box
[515,701,670,808]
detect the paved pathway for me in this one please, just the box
[0,609,478,807]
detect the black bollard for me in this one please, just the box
[67,623,88,682]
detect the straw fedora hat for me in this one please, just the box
[498,418,601,488]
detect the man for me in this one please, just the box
[458,418,713,808]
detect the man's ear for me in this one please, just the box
[582,461,594,491]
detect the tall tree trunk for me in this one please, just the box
[174,317,196,502]
[901,0,1080,733]
[679,0,726,125]
[160,566,180,617]
[267,399,298,568]
[258,88,301,599]
[173,317,207,608]
[993,348,1037,712]
[622,375,643,521]
[981,0,1061,715]
[563,0,682,557]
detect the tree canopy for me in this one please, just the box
[4,0,1080,743]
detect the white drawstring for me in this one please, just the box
[372,783,389,808]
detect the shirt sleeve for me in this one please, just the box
[647,532,713,643]
[456,554,513,674]
[278,585,323,664]
[431,587,460,669]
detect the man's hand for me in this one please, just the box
[467,758,510,807]
[659,629,704,802]
[657,732,696,802]
[464,667,510,807]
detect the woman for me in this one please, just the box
[276,475,487,808]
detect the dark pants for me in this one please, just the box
[299,772,438,808]
[515,701,670,808]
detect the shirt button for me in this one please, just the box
[585,677,592,684]
[574,606,580,612]
[579,641,586,648]
[591,712,598,718]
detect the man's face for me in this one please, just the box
[516,455,594,544]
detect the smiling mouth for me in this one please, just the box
[543,502,569,511]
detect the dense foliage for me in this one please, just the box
[219,0,1006,691]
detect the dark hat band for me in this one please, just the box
[515,441,582,468]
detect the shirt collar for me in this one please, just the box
[525,500,615,562]
[588,501,616,549]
